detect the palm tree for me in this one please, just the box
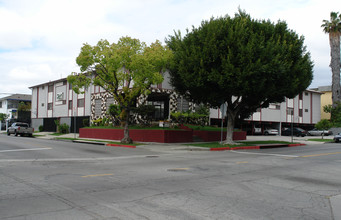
[322,12,341,106]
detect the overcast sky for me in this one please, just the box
[0,0,338,96]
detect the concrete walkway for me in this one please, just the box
[26,132,331,152]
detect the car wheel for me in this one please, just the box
[7,130,10,136]
[264,132,269,135]
[335,139,339,143]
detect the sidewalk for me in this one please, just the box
[26,132,330,151]
[1,131,331,151]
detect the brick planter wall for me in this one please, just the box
[79,128,246,143]
[79,128,193,143]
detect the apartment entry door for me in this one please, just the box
[147,93,170,121]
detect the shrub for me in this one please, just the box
[59,123,70,134]
[38,125,44,132]
[83,118,89,127]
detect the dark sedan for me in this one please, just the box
[282,127,307,137]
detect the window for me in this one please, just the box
[95,99,102,117]
[42,85,45,90]
[106,97,115,110]
[48,84,54,93]
[68,100,72,109]
[305,92,309,96]
[47,103,53,110]
[77,99,85,107]
[63,81,67,85]
[177,97,189,112]
[299,109,303,117]
[42,103,45,107]
[269,103,280,110]
[299,93,303,100]
[69,83,72,90]
[305,109,308,112]
[287,108,294,115]
[0,101,2,108]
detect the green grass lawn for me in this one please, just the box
[187,140,294,149]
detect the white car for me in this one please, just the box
[307,128,332,136]
[264,128,279,135]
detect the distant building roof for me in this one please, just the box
[317,85,332,92]
[0,94,32,101]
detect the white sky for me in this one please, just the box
[0,0,338,96]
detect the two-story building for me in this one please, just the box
[210,90,322,134]
[30,73,321,134]
[0,94,31,119]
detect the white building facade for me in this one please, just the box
[210,90,322,134]
[30,73,321,134]
[30,79,92,132]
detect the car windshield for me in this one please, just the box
[16,123,28,127]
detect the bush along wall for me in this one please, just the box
[170,111,209,126]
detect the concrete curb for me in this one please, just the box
[330,194,341,220]
[106,143,136,148]
[209,143,306,151]
[72,140,106,145]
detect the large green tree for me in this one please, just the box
[322,11,341,107]
[68,36,172,143]
[167,10,313,144]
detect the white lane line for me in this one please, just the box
[0,148,52,153]
[0,154,162,163]
[231,150,299,158]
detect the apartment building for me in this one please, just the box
[29,79,92,132]
[210,90,322,134]
[0,94,31,119]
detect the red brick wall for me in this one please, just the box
[79,128,193,143]
[79,128,246,143]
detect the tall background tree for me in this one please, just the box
[167,10,313,144]
[68,36,172,143]
[322,12,341,107]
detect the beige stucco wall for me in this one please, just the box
[320,91,332,120]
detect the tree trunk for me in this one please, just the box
[330,32,341,107]
[222,110,236,145]
[120,109,133,144]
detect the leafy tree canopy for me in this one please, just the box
[67,36,173,143]
[167,9,313,143]
[0,113,8,122]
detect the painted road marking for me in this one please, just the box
[236,161,248,164]
[0,148,52,153]
[231,150,299,158]
[82,174,114,178]
[301,152,341,158]
[167,168,189,171]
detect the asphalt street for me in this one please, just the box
[0,134,341,219]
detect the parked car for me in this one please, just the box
[264,128,279,135]
[253,125,262,135]
[334,133,341,143]
[7,122,34,137]
[307,128,332,136]
[281,127,307,137]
